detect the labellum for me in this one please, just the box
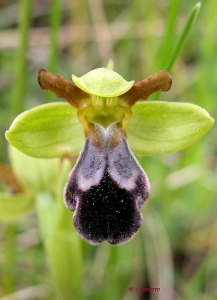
[64,122,150,245]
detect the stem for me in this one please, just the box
[3,224,16,294]
[12,0,32,116]
[36,192,55,242]
[36,160,83,300]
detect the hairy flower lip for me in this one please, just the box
[64,122,150,245]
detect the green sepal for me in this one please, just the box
[72,68,134,97]
[127,101,214,156]
[5,103,84,158]
[0,192,34,222]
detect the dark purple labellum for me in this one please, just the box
[64,123,150,245]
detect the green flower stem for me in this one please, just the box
[46,0,62,103]
[3,224,16,294]
[165,2,201,72]
[12,0,32,116]
[36,192,55,242]
[48,159,82,300]
[46,200,83,300]
[36,160,82,300]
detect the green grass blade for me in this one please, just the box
[150,2,201,100]
[46,0,62,102]
[165,2,201,72]
[158,0,181,69]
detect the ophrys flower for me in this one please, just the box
[5,67,214,245]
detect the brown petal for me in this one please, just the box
[119,70,172,106]
[38,69,91,109]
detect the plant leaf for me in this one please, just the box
[5,103,84,158]
[0,192,34,222]
[127,101,214,156]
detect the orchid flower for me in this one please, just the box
[5,67,213,245]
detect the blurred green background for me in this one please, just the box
[0,0,216,299]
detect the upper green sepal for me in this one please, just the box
[5,102,84,158]
[72,68,134,97]
[127,101,214,156]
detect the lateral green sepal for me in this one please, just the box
[127,101,214,155]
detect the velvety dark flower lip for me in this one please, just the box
[64,122,150,245]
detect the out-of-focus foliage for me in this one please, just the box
[0,0,216,300]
